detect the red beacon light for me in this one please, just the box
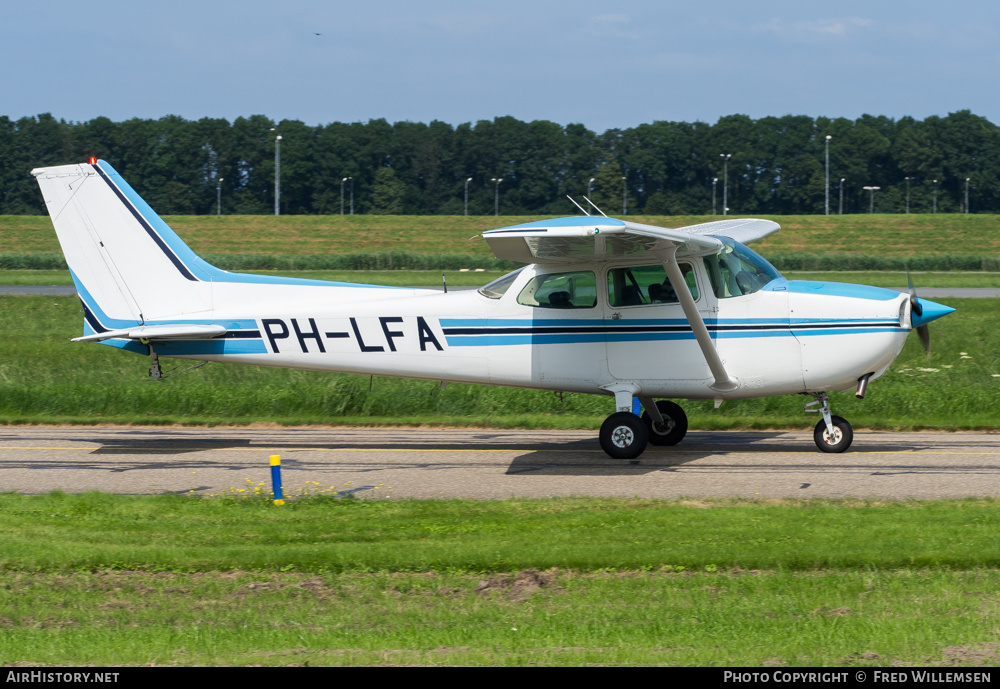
[89,157,97,165]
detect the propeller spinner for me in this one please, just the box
[906,269,956,357]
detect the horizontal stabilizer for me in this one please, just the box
[72,324,228,343]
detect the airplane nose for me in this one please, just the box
[911,298,955,328]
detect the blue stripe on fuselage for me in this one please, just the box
[785,280,901,301]
[440,317,904,346]
[150,339,268,356]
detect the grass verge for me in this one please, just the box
[2,494,1000,666]
[5,213,1000,256]
[4,269,1000,288]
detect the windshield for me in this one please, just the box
[702,237,781,298]
[478,267,524,299]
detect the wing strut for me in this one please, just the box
[662,247,740,393]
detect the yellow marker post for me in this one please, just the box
[270,455,285,505]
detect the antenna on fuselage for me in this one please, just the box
[566,195,590,216]
[583,196,609,218]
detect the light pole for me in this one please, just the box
[216,177,223,216]
[825,135,831,215]
[905,177,911,214]
[966,177,970,214]
[464,177,472,216]
[588,177,595,199]
[720,154,731,216]
[863,186,880,214]
[350,177,354,215]
[273,132,282,216]
[491,177,503,216]
[341,177,351,215]
[622,176,627,215]
[932,179,938,214]
[712,177,718,215]
[839,178,845,215]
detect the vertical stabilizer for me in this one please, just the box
[32,160,214,332]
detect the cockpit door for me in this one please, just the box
[603,261,713,383]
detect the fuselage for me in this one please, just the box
[121,258,914,402]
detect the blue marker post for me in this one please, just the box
[270,455,285,506]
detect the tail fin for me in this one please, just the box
[32,160,214,333]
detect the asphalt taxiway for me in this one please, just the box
[2,426,998,500]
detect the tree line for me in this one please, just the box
[2,110,997,216]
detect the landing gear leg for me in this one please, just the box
[806,392,853,453]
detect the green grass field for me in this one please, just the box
[2,493,1000,666]
[5,213,1000,257]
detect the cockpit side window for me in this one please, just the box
[703,237,781,298]
[516,270,597,309]
[607,263,698,307]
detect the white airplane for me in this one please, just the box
[32,160,954,458]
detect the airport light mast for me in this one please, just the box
[272,132,282,216]
[720,154,731,216]
[491,177,503,216]
[863,186,880,214]
[825,135,832,215]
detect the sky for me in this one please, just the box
[5,0,999,132]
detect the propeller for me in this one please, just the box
[906,269,931,357]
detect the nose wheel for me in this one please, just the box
[807,393,854,453]
[599,412,648,459]
[814,415,853,453]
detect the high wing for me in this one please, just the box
[674,218,780,245]
[483,215,782,395]
[483,216,779,264]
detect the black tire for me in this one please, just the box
[599,412,649,459]
[641,400,688,446]
[813,416,853,453]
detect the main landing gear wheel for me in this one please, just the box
[813,415,853,453]
[600,412,648,459]
[641,400,688,446]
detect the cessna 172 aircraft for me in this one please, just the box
[33,160,954,459]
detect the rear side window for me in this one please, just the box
[478,268,524,299]
[516,270,597,309]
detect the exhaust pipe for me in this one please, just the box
[855,372,873,399]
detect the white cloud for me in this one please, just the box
[585,14,635,38]
[752,17,874,39]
